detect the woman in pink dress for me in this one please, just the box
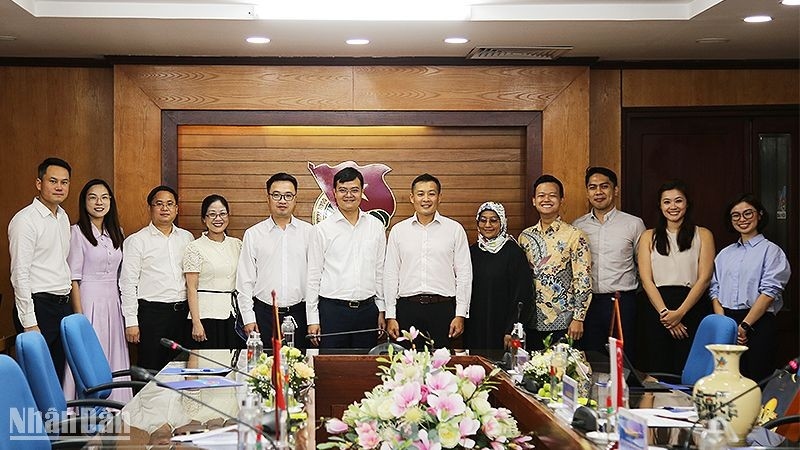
[63,179,131,403]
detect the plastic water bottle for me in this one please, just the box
[510,322,526,370]
[246,331,263,371]
[237,393,263,449]
[281,316,297,348]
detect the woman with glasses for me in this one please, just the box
[182,194,243,349]
[465,201,534,350]
[64,179,131,402]
[709,194,790,380]
[637,180,715,374]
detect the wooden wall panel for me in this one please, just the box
[542,68,591,220]
[0,67,114,343]
[353,66,585,111]
[177,125,527,243]
[622,69,800,107]
[589,69,623,205]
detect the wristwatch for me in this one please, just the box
[740,321,752,334]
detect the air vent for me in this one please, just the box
[467,46,573,60]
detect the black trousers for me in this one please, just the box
[396,298,456,349]
[579,290,638,359]
[253,300,308,350]
[137,300,188,371]
[644,285,710,374]
[13,292,73,382]
[318,297,378,349]
[723,308,775,382]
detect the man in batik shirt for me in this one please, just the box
[519,174,592,350]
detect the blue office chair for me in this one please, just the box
[653,314,738,386]
[15,331,129,436]
[60,314,147,402]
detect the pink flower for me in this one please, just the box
[325,418,349,435]
[427,392,466,421]
[431,348,450,368]
[461,365,486,385]
[415,429,442,450]
[420,384,430,403]
[390,382,422,417]
[397,326,420,342]
[482,416,502,440]
[426,370,458,395]
[401,349,417,364]
[458,417,481,447]
[356,421,381,449]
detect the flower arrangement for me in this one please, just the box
[521,335,592,398]
[248,346,315,406]
[320,341,533,450]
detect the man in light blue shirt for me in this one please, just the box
[573,167,645,356]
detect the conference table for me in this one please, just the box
[82,348,691,449]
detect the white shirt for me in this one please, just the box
[573,208,646,293]
[383,212,472,320]
[119,222,194,327]
[236,216,313,326]
[8,197,71,328]
[305,210,386,325]
[183,233,243,320]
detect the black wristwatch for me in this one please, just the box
[740,321,752,334]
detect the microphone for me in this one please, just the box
[160,338,259,382]
[305,327,382,338]
[129,366,277,449]
[675,356,799,449]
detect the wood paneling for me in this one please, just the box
[0,66,114,338]
[589,69,623,205]
[622,69,800,107]
[542,68,591,220]
[177,125,527,243]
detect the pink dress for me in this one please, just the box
[63,224,132,403]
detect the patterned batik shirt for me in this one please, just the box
[518,217,593,331]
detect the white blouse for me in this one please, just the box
[651,227,701,288]
[183,233,243,320]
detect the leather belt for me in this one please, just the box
[32,292,71,304]
[254,297,303,314]
[319,296,375,309]
[400,294,454,305]
[138,299,187,311]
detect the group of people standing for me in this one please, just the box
[8,157,791,399]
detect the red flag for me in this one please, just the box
[271,290,286,412]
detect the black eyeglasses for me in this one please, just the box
[270,192,296,201]
[730,209,756,221]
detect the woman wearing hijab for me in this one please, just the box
[465,201,535,350]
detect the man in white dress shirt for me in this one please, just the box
[573,167,645,356]
[237,173,313,349]
[306,167,386,348]
[120,186,194,370]
[9,157,73,382]
[385,173,472,348]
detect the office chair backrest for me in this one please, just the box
[682,314,738,385]
[15,332,68,417]
[0,354,50,450]
[61,314,113,399]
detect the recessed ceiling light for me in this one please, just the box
[780,0,800,5]
[444,37,469,44]
[246,36,270,44]
[346,38,369,45]
[743,15,772,22]
[0,35,17,41]
[696,37,730,44]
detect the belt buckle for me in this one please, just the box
[173,303,183,311]
[418,295,431,305]
[347,300,359,309]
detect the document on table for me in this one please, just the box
[632,408,698,428]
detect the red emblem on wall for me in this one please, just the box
[308,161,396,228]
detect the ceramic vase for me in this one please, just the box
[692,344,761,444]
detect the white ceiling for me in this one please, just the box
[0,0,798,61]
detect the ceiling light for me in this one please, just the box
[445,37,469,44]
[0,35,17,41]
[246,36,270,44]
[696,37,729,44]
[780,0,800,5]
[346,39,369,45]
[743,15,772,22]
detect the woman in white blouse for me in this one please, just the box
[183,194,243,349]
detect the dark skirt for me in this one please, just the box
[644,285,710,374]
[186,315,245,350]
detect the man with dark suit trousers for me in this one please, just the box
[9,157,74,382]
